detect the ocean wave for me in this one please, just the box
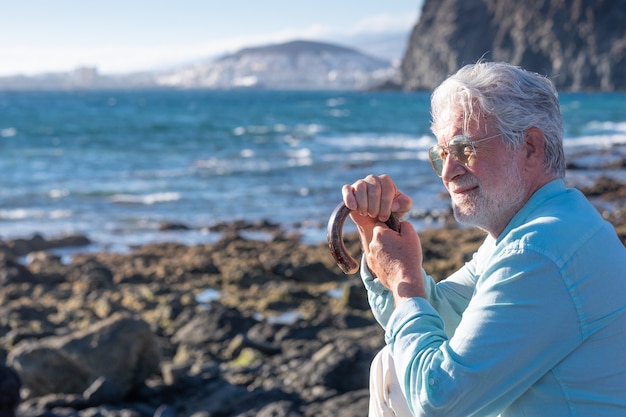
[0,208,72,220]
[564,132,626,149]
[326,98,346,107]
[232,123,323,137]
[584,121,626,134]
[1,127,17,137]
[194,147,315,174]
[48,189,70,199]
[109,192,181,205]
[318,133,433,150]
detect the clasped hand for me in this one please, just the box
[342,174,426,304]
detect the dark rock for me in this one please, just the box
[0,254,36,285]
[580,175,626,199]
[158,222,190,231]
[172,303,255,346]
[293,338,370,393]
[153,405,178,417]
[401,0,626,91]
[67,260,114,289]
[4,234,91,258]
[82,377,124,405]
[8,313,160,398]
[0,364,21,417]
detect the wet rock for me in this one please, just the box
[4,234,91,258]
[172,302,257,363]
[0,364,21,417]
[0,254,36,285]
[82,376,124,405]
[8,312,160,399]
[159,221,191,231]
[291,338,371,393]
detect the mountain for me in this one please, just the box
[400,0,626,91]
[155,40,398,90]
[0,40,400,91]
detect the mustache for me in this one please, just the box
[448,175,479,191]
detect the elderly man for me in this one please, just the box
[342,61,626,416]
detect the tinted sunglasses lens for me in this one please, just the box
[428,145,445,176]
[448,138,473,166]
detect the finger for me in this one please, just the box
[341,184,357,210]
[364,175,382,219]
[349,180,369,215]
[393,193,413,214]
[378,174,397,221]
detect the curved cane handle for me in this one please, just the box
[327,202,401,274]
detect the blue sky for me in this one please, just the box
[0,0,423,76]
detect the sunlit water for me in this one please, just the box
[0,90,624,252]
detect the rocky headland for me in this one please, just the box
[1,154,626,416]
[401,0,626,91]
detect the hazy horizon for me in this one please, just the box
[0,1,423,77]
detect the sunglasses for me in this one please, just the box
[428,133,502,177]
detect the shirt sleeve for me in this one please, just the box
[361,253,477,333]
[387,248,582,417]
[360,255,395,329]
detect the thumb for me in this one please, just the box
[399,220,415,235]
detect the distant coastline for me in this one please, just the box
[0,40,400,92]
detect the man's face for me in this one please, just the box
[437,116,528,237]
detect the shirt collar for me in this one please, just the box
[496,179,566,244]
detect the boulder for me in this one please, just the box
[7,312,160,398]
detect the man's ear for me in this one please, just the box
[523,127,546,168]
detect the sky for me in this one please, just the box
[0,0,423,76]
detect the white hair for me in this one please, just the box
[430,61,566,178]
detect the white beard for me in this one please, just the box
[450,158,528,234]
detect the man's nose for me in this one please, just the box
[441,153,465,182]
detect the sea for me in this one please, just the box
[1,89,625,253]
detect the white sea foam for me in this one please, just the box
[0,208,72,220]
[50,210,73,219]
[240,148,255,158]
[233,123,321,137]
[326,98,346,107]
[0,209,39,220]
[319,133,433,150]
[287,148,314,167]
[563,121,626,149]
[295,123,324,135]
[585,121,626,133]
[110,192,181,205]
[49,189,70,199]
[0,127,16,137]
[328,108,350,117]
[564,133,626,149]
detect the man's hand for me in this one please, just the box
[341,174,412,255]
[367,221,426,306]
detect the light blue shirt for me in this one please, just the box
[362,180,626,416]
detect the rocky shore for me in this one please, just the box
[1,174,625,417]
